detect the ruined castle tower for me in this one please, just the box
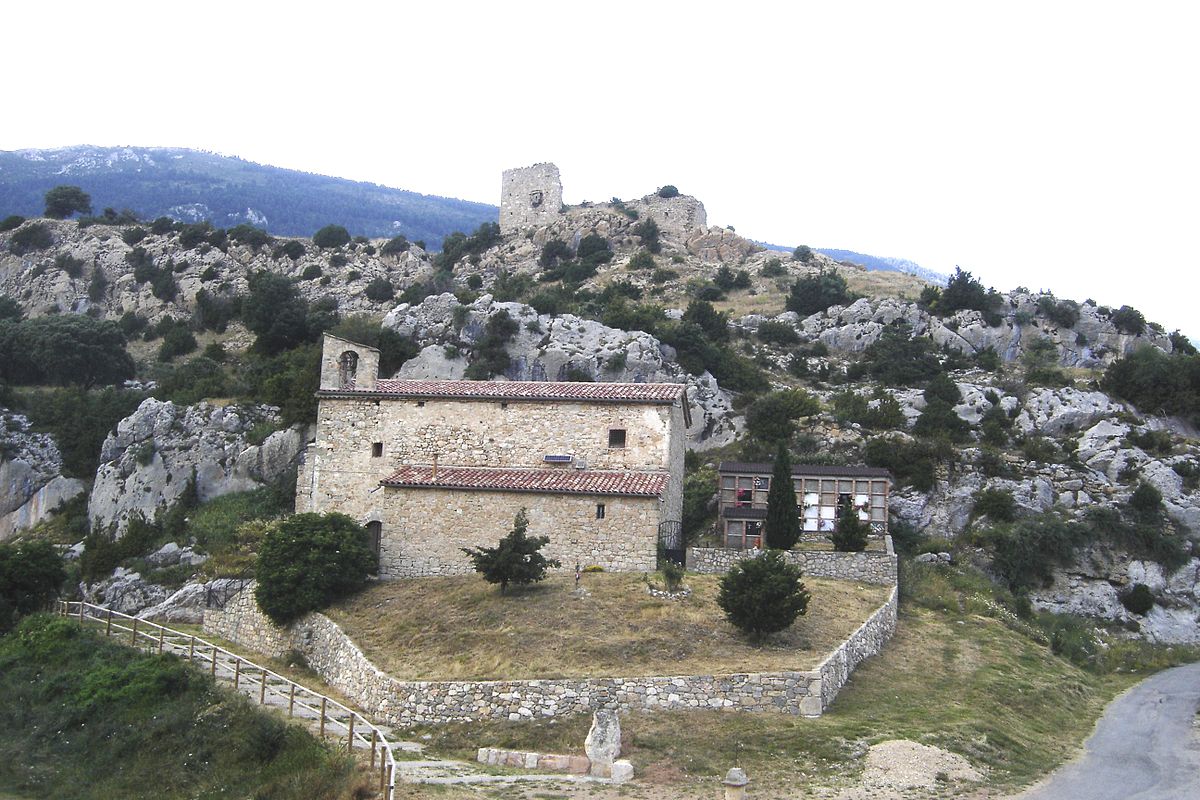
[499,163,564,234]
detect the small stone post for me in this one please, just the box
[723,767,749,800]
[584,710,621,777]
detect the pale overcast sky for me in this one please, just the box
[3,1,1197,335]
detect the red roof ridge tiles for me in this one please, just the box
[380,464,670,497]
[328,379,687,404]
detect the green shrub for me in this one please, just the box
[254,512,375,624]
[857,323,942,385]
[792,245,814,263]
[312,224,351,249]
[1120,583,1155,615]
[745,390,821,443]
[227,223,273,250]
[149,216,176,235]
[300,264,322,281]
[1102,346,1200,424]
[831,500,870,552]
[539,239,572,267]
[0,541,66,632]
[756,320,799,346]
[1129,481,1163,516]
[786,268,851,317]
[155,357,227,404]
[660,560,685,591]
[43,185,92,219]
[627,249,655,270]
[461,509,560,594]
[1037,295,1081,328]
[2,316,134,389]
[272,240,306,261]
[0,215,25,232]
[985,516,1086,591]
[657,185,679,198]
[364,277,394,302]
[53,253,84,278]
[381,235,410,255]
[9,222,53,255]
[865,436,951,492]
[934,267,1003,320]
[973,487,1016,522]
[157,326,198,361]
[464,309,518,379]
[632,218,661,254]
[1110,305,1146,335]
[761,258,786,277]
[764,444,800,550]
[717,550,810,640]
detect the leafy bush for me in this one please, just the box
[242,271,326,355]
[1120,583,1155,615]
[0,215,24,232]
[761,258,786,277]
[756,320,799,346]
[242,343,321,426]
[149,216,177,235]
[539,239,571,267]
[272,240,306,261]
[0,541,65,632]
[792,245,814,263]
[193,288,238,332]
[1169,330,1197,356]
[227,223,273,250]
[717,550,810,640]
[434,222,501,272]
[632,218,661,254]
[155,357,227,404]
[464,309,518,379]
[381,235,410,255]
[1129,481,1163,516]
[0,316,134,389]
[1037,295,1081,328]
[312,224,351,249]
[745,389,821,443]
[300,264,322,281]
[627,249,655,270]
[985,516,1086,591]
[973,487,1016,522]
[9,222,53,255]
[786,268,851,317]
[856,323,942,385]
[461,509,560,594]
[1023,337,1067,386]
[1084,506,1189,571]
[157,326,198,361]
[121,226,147,246]
[1102,346,1200,424]
[254,512,375,624]
[43,185,92,219]
[1110,305,1146,335]
[54,253,84,278]
[364,277,394,302]
[864,436,952,492]
[1125,428,1173,455]
[576,234,612,266]
[657,185,679,198]
[935,268,1003,321]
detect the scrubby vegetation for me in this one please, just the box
[0,615,362,799]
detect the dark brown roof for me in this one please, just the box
[380,465,670,497]
[335,379,686,403]
[718,461,893,480]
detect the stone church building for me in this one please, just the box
[296,334,690,578]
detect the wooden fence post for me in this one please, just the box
[347,715,355,752]
[288,684,296,717]
[105,609,113,637]
[370,729,378,767]
[188,636,195,661]
[130,618,138,646]
[157,627,165,655]
[259,669,267,704]
[234,659,241,689]
[210,647,217,677]
[319,698,327,739]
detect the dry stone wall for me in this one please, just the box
[204,581,897,725]
[687,539,898,587]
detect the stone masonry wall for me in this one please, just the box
[374,489,659,577]
[687,538,898,587]
[204,581,897,726]
[500,164,564,234]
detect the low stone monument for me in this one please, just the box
[584,710,622,777]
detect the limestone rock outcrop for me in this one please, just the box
[88,399,308,534]
[383,294,740,449]
[0,410,86,540]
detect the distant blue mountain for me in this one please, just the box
[0,146,498,245]
[815,248,948,285]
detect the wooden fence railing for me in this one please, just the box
[57,600,396,799]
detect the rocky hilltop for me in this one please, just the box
[0,165,1196,644]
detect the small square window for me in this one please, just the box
[416,400,425,408]
[596,503,606,519]
[608,428,627,448]
[371,442,383,458]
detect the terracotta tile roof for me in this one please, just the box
[338,379,687,404]
[380,465,670,497]
[718,461,893,480]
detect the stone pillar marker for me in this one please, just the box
[584,710,621,777]
[723,767,749,799]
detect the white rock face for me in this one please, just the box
[384,294,740,448]
[88,399,308,535]
[0,410,85,540]
[1014,388,1126,436]
[584,710,622,777]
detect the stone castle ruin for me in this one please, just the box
[499,163,564,234]
[499,162,709,243]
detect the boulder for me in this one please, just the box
[584,710,621,777]
[83,569,170,616]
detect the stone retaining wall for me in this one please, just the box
[686,537,898,586]
[204,581,898,725]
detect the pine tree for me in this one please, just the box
[764,443,800,550]
[462,509,560,593]
[831,498,871,552]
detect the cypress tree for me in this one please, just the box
[764,443,800,550]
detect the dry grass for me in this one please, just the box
[325,573,891,681]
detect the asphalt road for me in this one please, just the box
[1016,661,1200,800]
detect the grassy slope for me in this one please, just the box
[0,615,368,800]
[398,565,1198,799]
[326,573,891,681]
